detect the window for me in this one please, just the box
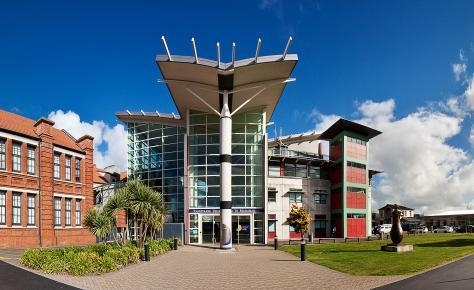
[0,139,6,170]
[65,156,71,181]
[54,197,61,226]
[12,142,21,172]
[0,191,5,225]
[314,190,328,204]
[54,153,61,179]
[27,194,35,226]
[12,192,21,225]
[268,220,276,233]
[75,158,81,182]
[288,191,302,204]
[315,220,327,229]
[268,189,277,202]
[65,198,71,226]
[27,146,36,174]
[75,199,81,226]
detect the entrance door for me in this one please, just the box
[232,215,251,244]
[201,215,220,244]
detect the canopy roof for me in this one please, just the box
[156,38,297,121]
[318,118,382,140]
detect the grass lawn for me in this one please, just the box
[280,233,474,276]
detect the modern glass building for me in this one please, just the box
[117,38,381,246]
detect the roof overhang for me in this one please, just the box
[156,53,297,120]
[116,111,185,127]
[318,118,382,140]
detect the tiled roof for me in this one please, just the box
[378,204,414,211]
[0,109,84,153]
[93,165,107,184]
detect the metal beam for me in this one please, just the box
[282,36,292,60]
[185,88,220,116]
[231,42,236,68]
[161,36,172,61]
[216,42,221,68]
[254,38,261,63]
[191,37,198,64]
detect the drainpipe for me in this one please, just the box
[38,139,42,247]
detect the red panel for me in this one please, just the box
[347,167,366,184]
[289,231,302,239]
[347,218,366,237]
[330,165,342,185]
[268,232,276,239]
[347,142,366,160]
[331,142,343,160]
[346,192,366,209]
[331,189,342,209]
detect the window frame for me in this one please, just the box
[268,190,277,202]
[27,194,35,226]
[12,142,21,172]
[314,190,328,204]
[288,192,302,204]
[65,156,71,181]
[54,197,61,227]
[75,158,81,183]
[53,153,61,179]
[12,192,21,226]
[0,190,6,225]
[27,146,36,174]
[0,139,6,170]
[65,198,71,226]
[75,199,81,226]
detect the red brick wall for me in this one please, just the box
[0,120,96,248]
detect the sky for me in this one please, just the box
[0,0,473,214]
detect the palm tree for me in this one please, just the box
[84,208,113,242]
[107,179,167,248]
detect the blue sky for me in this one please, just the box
[0,0,473,213]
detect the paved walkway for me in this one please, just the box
[3,245,405,290]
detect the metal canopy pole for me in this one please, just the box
[219,91,232,249]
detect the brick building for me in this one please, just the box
[0,109,95,248]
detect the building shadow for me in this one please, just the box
[416,239,474,248]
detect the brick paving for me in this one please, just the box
[3,245,406,290]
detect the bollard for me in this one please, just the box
[173,237,178,250]
[274,237,278,250]
[144,242,150,261]
[300,238,306,261]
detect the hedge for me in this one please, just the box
[20,238,174,275]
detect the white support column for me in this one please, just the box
[220,91,233,249]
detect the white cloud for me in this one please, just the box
[312,99,473,215]
[48,110,127,171]
[453,63,467,81]
[464,73,474,110]
[452,50,468,82]
[470,126,474,147]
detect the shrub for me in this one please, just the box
[20,238,173,275]
[64,251,100,276]
[104,248,129,266]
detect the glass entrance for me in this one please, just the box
[201,215,220,244]
[232,215,251,244]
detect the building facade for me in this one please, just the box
[117,40,381,245]
[378,204,414,224]
[0,109,95,248]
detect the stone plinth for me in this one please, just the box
[381,244,413,252]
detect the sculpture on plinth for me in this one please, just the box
[381,204,413,252]
[390,204,404,245]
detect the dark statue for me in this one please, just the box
[389,204,404,245]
